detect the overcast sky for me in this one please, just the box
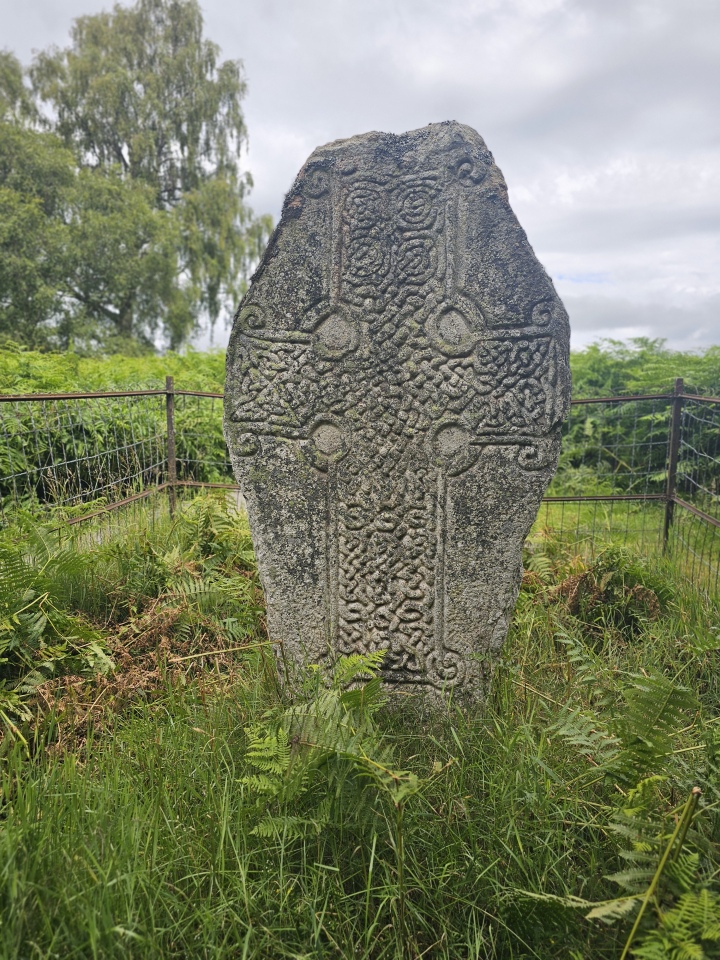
[3,0,719,352]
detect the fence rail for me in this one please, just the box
[0,377,234,524]
[1,379,718,594]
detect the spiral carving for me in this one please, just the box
[345,229,391,287]
[396,182,439,231]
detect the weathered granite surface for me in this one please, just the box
[224,122,571,700]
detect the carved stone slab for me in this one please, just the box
[224,122,571,701]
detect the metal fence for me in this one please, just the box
[0,377,235,528]
[537,378,720,594]
[1,377,718,592]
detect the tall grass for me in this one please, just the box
[1,494,719,959]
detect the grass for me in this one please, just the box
[533,499,720,600]
[1,493,719,959]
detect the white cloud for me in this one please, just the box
[565,293,720,350]
[5,0,720,350]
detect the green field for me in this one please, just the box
[1,493,719,959]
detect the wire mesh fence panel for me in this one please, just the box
[0,383,718,595]
[548,395,672,498]
[668,509,720,597]
[533,498,666,556]
[61,483,173,548]
[665,395,720,596]
[0,393,167,521]
[677,398,720,523]
[538,395,672,554]
[174,393,234,484]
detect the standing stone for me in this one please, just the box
[224,122,571,701]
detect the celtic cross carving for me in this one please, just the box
[224,122,571,701]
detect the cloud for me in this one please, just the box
[564,293,720,350]
[4,0,720,350]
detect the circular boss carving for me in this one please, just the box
[311,421,344,456]
[425,305,480,357]
[434,423,471,458]
[313,310,359,358]
[304,417,349,471]
[431,420,480,476]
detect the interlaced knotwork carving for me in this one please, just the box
[341,174,445,310]
[228,149,567,691]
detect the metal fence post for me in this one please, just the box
[165,375,177,515]
[663,377,684,551]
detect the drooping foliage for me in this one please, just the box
[0,0,271,353]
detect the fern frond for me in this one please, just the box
[585,896,640,923]
[527,552,554,582]
[240,774,282,796]
[665,853,702,895]
[244,727,291,775]
[606,867,657,895]
[251,814,324,839]
[333,651,386,687]
[555,632,613,690]
[632,889,720,959]
[339,676,383,712]
[614,674,699,776]
[548,703,620,768]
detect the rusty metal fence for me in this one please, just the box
[0,377,237,528]
[1,378,718,592]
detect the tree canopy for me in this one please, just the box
[0,0,270,353]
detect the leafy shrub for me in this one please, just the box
[549,546,674,638]
[0,523,113,728]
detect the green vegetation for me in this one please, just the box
[2,337,719,397]
[1,493,718,958]
[570,339,720,399]
[0,495,262,733]
[0,339,226,393]
[0,342,232,515]
[0,0,271,354]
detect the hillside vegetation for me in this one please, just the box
[1,493,719,959]
[1,337,720,398]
